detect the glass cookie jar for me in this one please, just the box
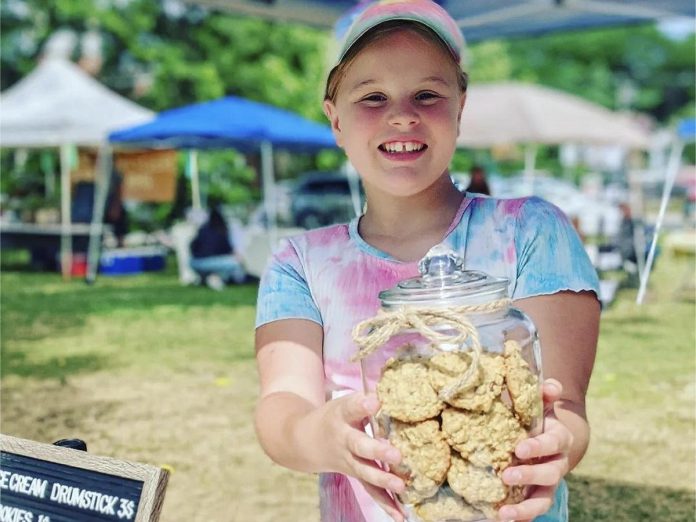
[352,244,544,522]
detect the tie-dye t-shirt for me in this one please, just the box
[256,194,599,522]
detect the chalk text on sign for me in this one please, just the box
[0,471,48,499]
[0,504,36,522]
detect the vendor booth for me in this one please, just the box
[108,94,337,281]
[0,57,154,278]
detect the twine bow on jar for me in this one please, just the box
[351,298,511,400]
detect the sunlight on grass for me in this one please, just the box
[574,250,696,514]
[1,271,259,380]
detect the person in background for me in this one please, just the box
[189,205,246,290]
[254,1,599,521]
[105,171,128,247]
[465,164,491,195]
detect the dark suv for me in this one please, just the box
[291,171,363,229]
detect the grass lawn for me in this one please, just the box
[1,248,694,521]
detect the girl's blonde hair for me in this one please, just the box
[324,20,468,103]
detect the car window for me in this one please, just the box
[301,179,350,195]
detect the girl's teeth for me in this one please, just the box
[384,142,423,153]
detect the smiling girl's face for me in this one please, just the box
[323,27,465,200]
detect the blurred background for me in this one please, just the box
[1,1,695,521]
[1,0,694,282]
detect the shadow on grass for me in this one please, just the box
[600,313,660,327]
[569,474,695,521]
[1,350,110,380]
[1,271,259,339]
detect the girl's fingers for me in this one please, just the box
[359,480,405,522]
[502,459,566,487]
[340,393,379,424]
[514,426,571,460]
[542,378,563,403]
[498,485,556,522]
[347,427,401,466]
[351,456,405,493]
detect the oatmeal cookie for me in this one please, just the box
[414,486,479,522]
[447,453,506,505]
[430,352,505,412]
[441,400,527,470]
[504,484,526,505]
[428,351,480,396]
[377,356,443,422]
[503,340,542,427]
[472,501,499,521]
[474,484,526,521]
[389,419,450,504]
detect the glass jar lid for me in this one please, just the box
[379,244,509,307]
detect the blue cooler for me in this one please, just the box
[99,247,166,276]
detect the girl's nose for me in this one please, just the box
[387,101,419,128]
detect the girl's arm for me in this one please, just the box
[498,290,600,521]
[516,290,599,470]
[254,318,407,521]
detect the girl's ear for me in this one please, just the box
[456,92,467,136]
[323,99,343,146]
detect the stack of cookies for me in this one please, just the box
[375,340,541,522]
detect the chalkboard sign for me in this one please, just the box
[0,434,169,522]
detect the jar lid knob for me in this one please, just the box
[418,244,462,279]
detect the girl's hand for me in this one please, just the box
[321,392,406,521]
[497,379,573,522]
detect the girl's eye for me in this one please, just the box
[415,91,442,102]
[360,93,387,104]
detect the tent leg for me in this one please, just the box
[187,150,201,210]
[59,144,73,280]
[523,144,537,194]
[344,161,362,218]
[636,139,684,304]
[261,141,278,249]
[85,145,113,284]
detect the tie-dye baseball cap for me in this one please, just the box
[333,0,465,66]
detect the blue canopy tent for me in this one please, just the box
[109,95,335,152]
[637,117,696,304]
[194,0,694,42]
[87,95,337,282]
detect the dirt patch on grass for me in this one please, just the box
[1,361,319,522]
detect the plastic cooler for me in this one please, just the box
[99,247,167,276]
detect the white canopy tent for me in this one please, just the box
[0,57,154,278]
[458,82,650,178]
[456,82,653,305]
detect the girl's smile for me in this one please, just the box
[378,139,427,160]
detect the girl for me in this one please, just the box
[254,1,600,521]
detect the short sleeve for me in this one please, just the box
[255,238,322,328]
[513,197,600,300]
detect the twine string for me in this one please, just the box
[351,298,511,399]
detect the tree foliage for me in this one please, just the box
[3,1,692,124]
[1,0,329,121]
[1,0,694,213]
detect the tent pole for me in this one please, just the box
[627,170,646,280]
[187,150,201,210]
[523,144,537,194]
[261,141,277,249]
[59,144,73,280]
[41,151,56,199]
[636,138,684,304]
[344,161,362,218]
[85,144,113,284]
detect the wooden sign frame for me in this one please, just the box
[0,434,169,522]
